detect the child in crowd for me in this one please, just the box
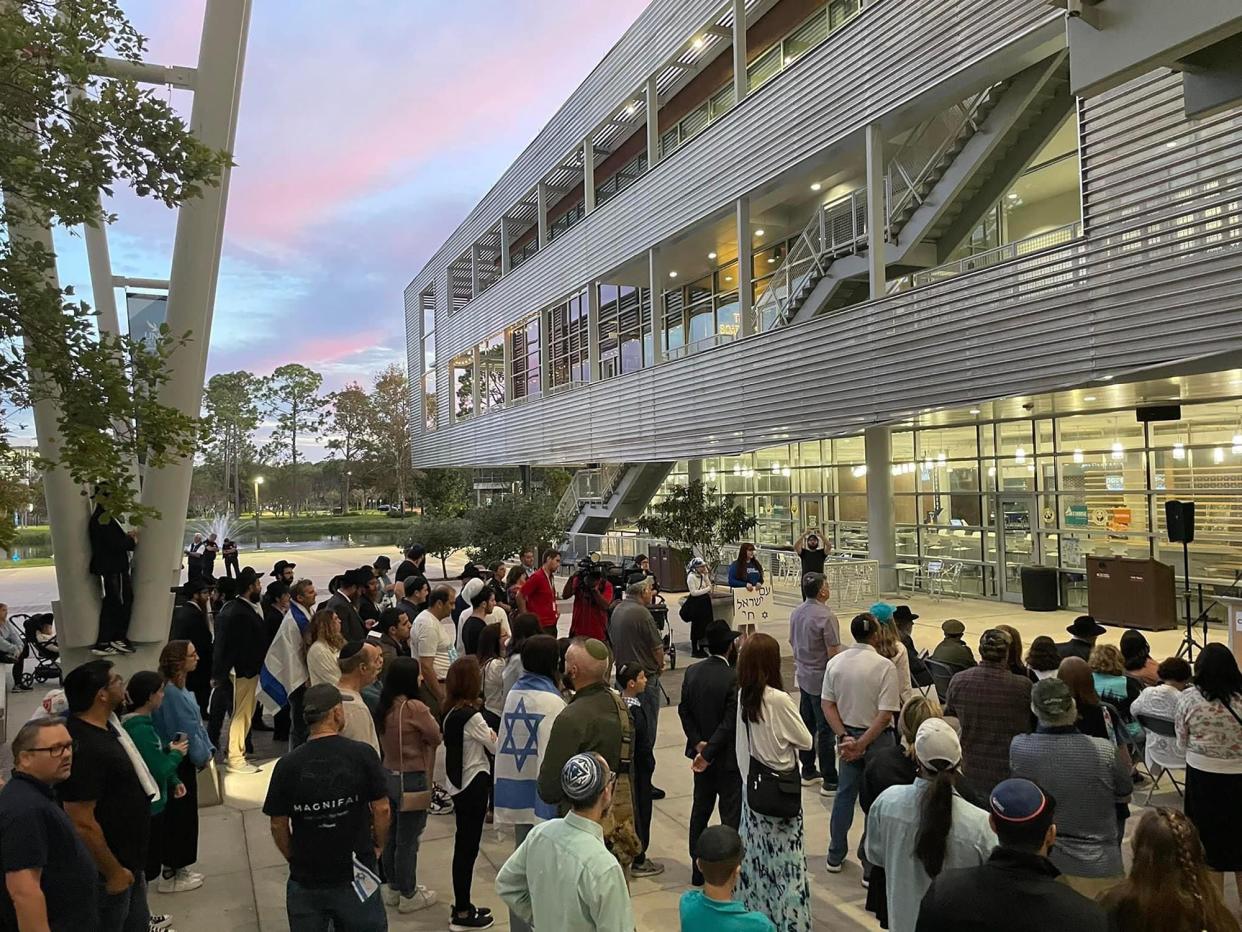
[618,662,663,878]
[34,616,59,655]
[679,825,776,931]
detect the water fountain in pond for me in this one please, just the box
[187,513,253,544]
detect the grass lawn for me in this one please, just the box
[242,512,419,536]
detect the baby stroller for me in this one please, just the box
[15,613,62,690]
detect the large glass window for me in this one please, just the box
[451,352,474,421]
[547,289,589,389]
[419,288,437,431]
[477,334,505,413]
[598,284,650,380]
[509,316,540,401]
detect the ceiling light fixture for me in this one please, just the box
[1213,446,1225,464]
[692,36,705,49]
[707,251,717,260]
[969,408,981,415]
[768,256,776,264]
[625,104,636,117]
[811,182,822,192]
[1014,446,1027,464]
[754,229,765,237]
[1111,441,1124,461]
[1084,395,1097,402]
[668,271,678,278]
[1172,442,1186,461]
[1073,448,1084,464]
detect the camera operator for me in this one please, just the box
[562,559,615,642]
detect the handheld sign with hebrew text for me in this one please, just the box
[733,585,773,628]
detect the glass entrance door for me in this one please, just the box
[994,493,1040,603]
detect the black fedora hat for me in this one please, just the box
[893,605,919,623]
[236,566,262,590]
[1066,615,1107,638]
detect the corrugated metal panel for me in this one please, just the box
[413,73,1242,467]
[428,0,1064,362]
[402,0,727,296]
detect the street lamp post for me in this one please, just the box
[254,476,264,551]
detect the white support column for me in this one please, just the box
[737,196,754,337]
[865,425,897,593]
[129,0,252,653]
[12,207,99,657]
[646,78,660,168]
[648,247,665,365]
[470,245,482,297]
[499,218,512,276]
[583,135,596,214]
[732,0,749,104]
[587,283,601,383]
[865,123,887,300]
[536,182,549,249]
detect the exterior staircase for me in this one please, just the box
[556,462,675,540]
[751,51,1072,330]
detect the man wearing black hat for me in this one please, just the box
[892,605,932,689]
[325,569,368,643]
[1056,615,1107,661]
[263,684,390,931]
[678,621,743,887]
[916,778,1108,931]
[270,560,297,586]
[171,578,215,715]
[212,566,267,773]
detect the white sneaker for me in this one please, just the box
[175,868,204,885]
[398,887,437,913]
[226,760,262,774]
[381,884,400,907]
[149,915,173,932]
[158,871,203,893]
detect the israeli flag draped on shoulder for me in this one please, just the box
[259,603,311,715]
[493,672,566,825]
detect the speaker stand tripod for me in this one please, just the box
[1175,539,1205,661]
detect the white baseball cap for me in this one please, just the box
[914,718,962,772]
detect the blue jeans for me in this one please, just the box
[381,771,429,898]
[287,876,387,932]
[798,689,838,783]
[97,874,148,932]
[828,726,890,865]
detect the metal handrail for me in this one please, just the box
[886,85,999,226]
[554,463,628,530]
[750,187,870,332]
[887,222,1083,294]
[664,332,737,360]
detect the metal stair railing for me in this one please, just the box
[885,83,1005,232]
[554,464,628,530]
[750,82,1007,335]
[750,187,870,333]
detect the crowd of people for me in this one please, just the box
[3,537,1242,932]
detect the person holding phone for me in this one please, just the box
[152,641,215,893]
[122,671,194,897]
[794,530,831,577]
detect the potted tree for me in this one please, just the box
[636,480,756,622]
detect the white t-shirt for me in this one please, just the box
[821,642,902,730]
[413,608,455,680]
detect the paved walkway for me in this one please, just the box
[5,583,1236,931]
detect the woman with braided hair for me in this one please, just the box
[1101,807,1240,932]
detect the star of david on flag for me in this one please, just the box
[500,697,545,769]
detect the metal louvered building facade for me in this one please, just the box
[403,0,1242,600]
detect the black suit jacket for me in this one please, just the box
[678,655,739,770]
[325,592,366,643]
[170,602,213,699]
[212,598,268,680]
[1056,638,1093,661]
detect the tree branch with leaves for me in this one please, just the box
[635,480,757,577]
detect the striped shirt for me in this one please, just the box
[1009,728,1132,878]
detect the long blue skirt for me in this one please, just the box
[736,796,812,932]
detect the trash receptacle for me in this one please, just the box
[1020,565,1059,612]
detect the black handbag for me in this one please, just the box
[744,720,802,819]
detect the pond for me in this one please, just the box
[5,529,407,564]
